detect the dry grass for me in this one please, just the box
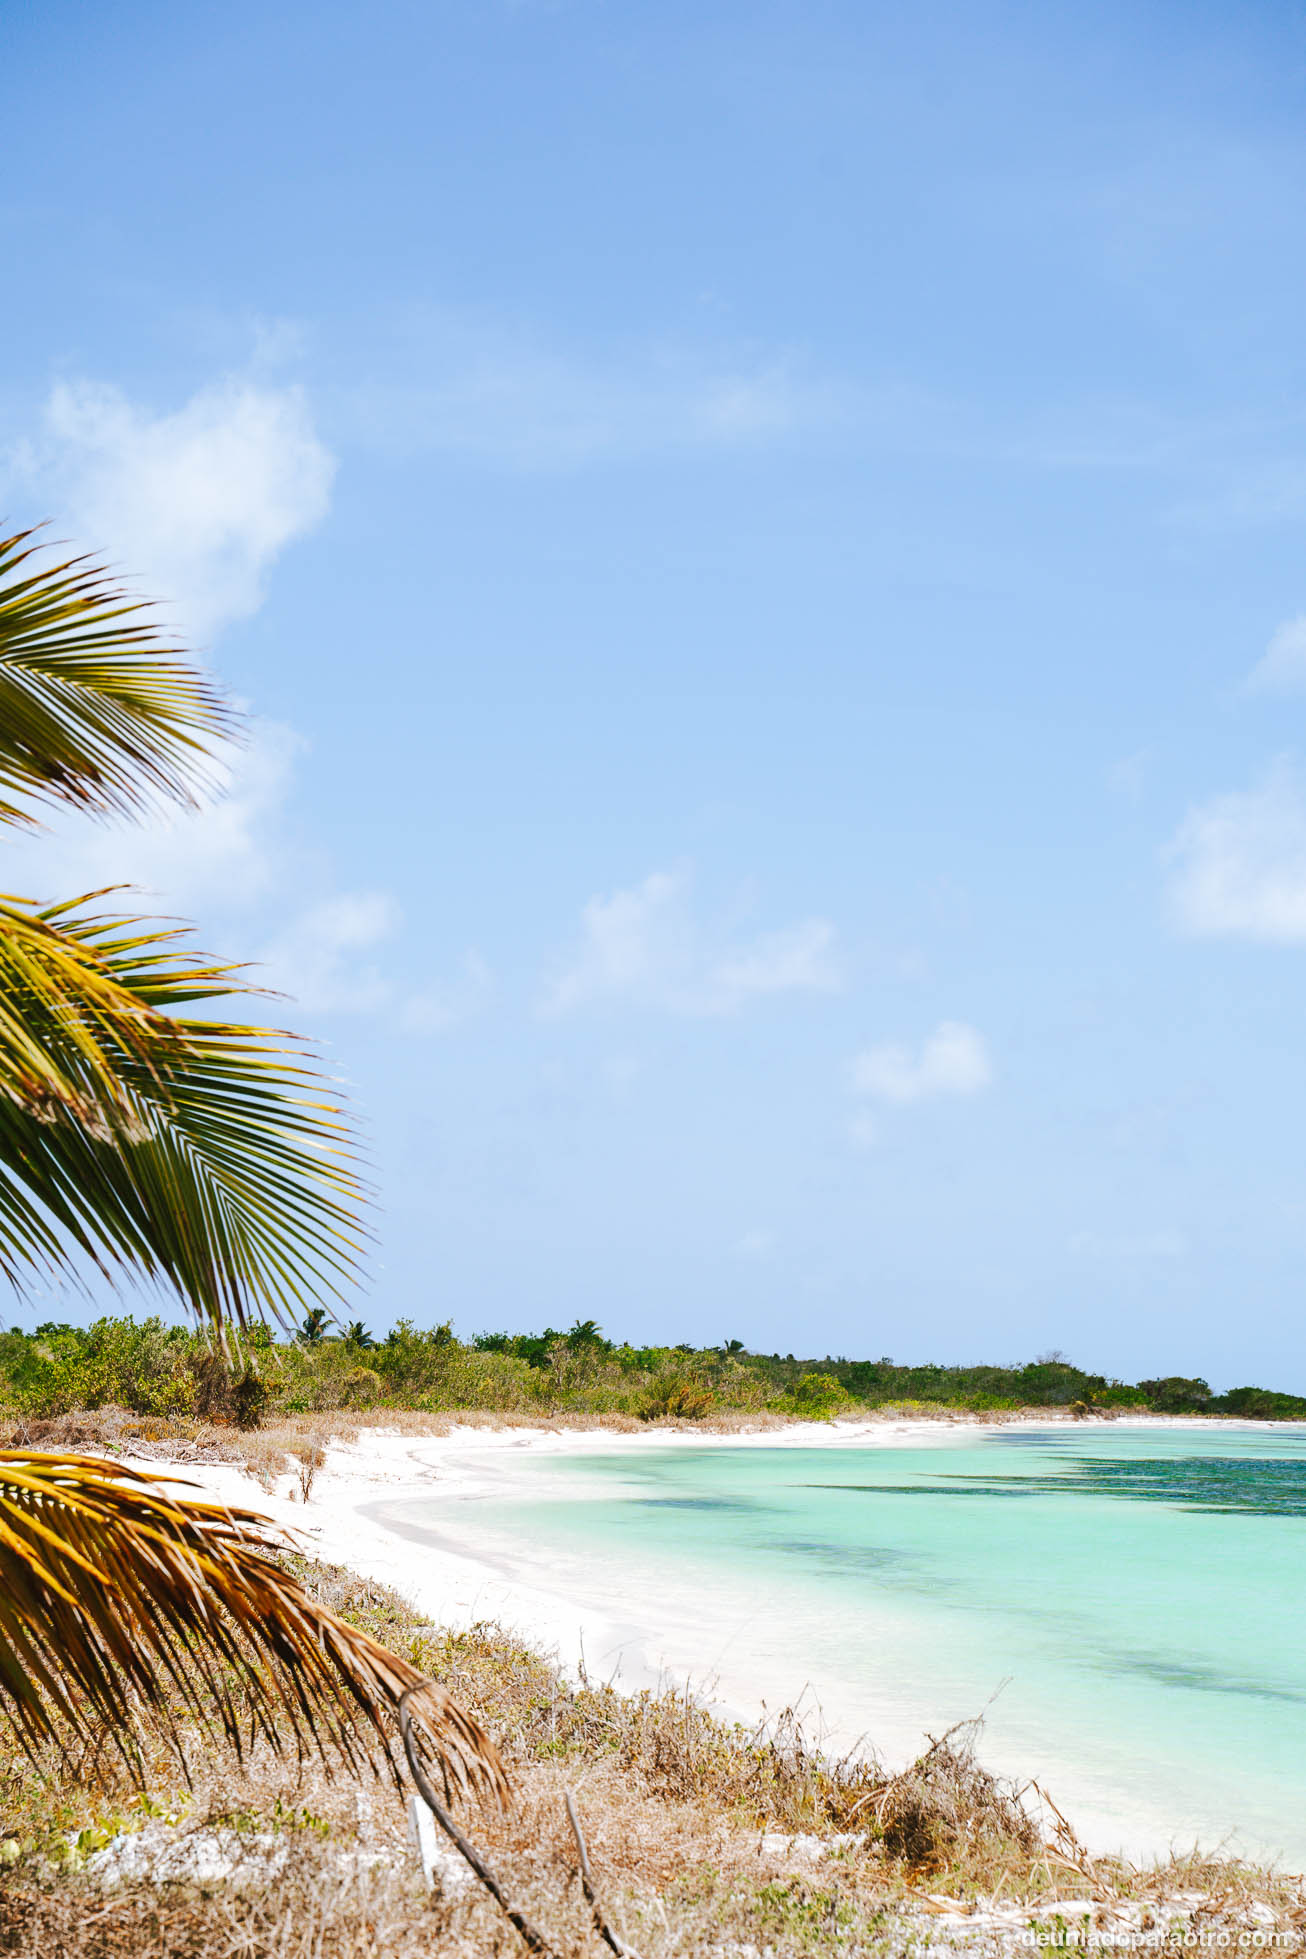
[0,1399,1088,1491]
[0,1403,859,1488]
[2,1556,1304,1957]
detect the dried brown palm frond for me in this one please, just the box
[0,1450,508,1805]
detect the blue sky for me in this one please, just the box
[5,0,1306,1385]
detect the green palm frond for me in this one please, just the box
[0,528,232,828]
[0,892,366,1332]
[0,1451,507,1801]
[0,526,506,1820]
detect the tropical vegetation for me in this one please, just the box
[2,1310,1301,1428]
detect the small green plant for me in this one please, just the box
[271,1799,330,1836]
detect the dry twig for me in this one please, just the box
[566,1789,639,1958]
[399,1682,561,1959]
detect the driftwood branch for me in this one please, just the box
[566,1790,639,1959]
[399,1684,561,1959]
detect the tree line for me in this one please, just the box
[4,1313,1302,1425]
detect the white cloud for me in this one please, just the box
[713,920,842,999]
[253,896,491,1029]
[256,892,399,1015]
[735,1230,775,1259]
[851,1021,993,1104]
[1247,615,1306,695]
[540,868,842,1016]
[1167,762,1306,941]
[8,376,334,640]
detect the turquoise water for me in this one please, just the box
[409,1425,1306,1864]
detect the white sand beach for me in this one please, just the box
[128,1414,1302,1869]
[137,1415,973,1699]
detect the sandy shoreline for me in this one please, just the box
[136,1414,996,1702]
[130,1414,1305,1870]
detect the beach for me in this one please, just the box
[137,1415,973,1705]
[132,1415,1306,1872]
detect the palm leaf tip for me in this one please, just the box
[0,527,234,829]
[0,1450,508,1805]
[0,893,370,1333]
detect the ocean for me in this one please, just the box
[401,1422,1306,1866]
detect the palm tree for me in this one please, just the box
[0,528,504,1800]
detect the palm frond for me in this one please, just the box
[0,893,367,1332]
[0,528,232,828]
[0,1450,507,1802]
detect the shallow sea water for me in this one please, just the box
[406,1425,1306,1866]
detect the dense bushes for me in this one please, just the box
[1136,1375,1211,1413]
[1,1315,1303,1426]
[0,1317,759,1426]
[0,1319,201,1419]
[772,1371,851,1419]
[1217,1384,1306,1419]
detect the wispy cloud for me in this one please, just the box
[540,868,842,1016]
[1107,749,1148,804]
[851,1021,993,1105]
[398,953,494,1034]
[256,892,399,1015]
[0,717,480,1030]
[1166,459,1306,536]
[253,895,490,1027]
[1247,615,1306,695]
[255,896,490,1026]
[338,313,847,471]
[1166,761,1306,942]
[6,376,334,640]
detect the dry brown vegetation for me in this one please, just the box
[2,1555,1304,1957]
[0,1405,845,1503]
[0,1398,1047,1488]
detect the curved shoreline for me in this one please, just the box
[130,1415,1306,1873]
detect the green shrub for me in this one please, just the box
[232,1368,270,1430]
[1213,1385,1306,1420]
[772,1371,851,1421]
[638,1372,717,1420]
[1137,1376,1211,1413]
